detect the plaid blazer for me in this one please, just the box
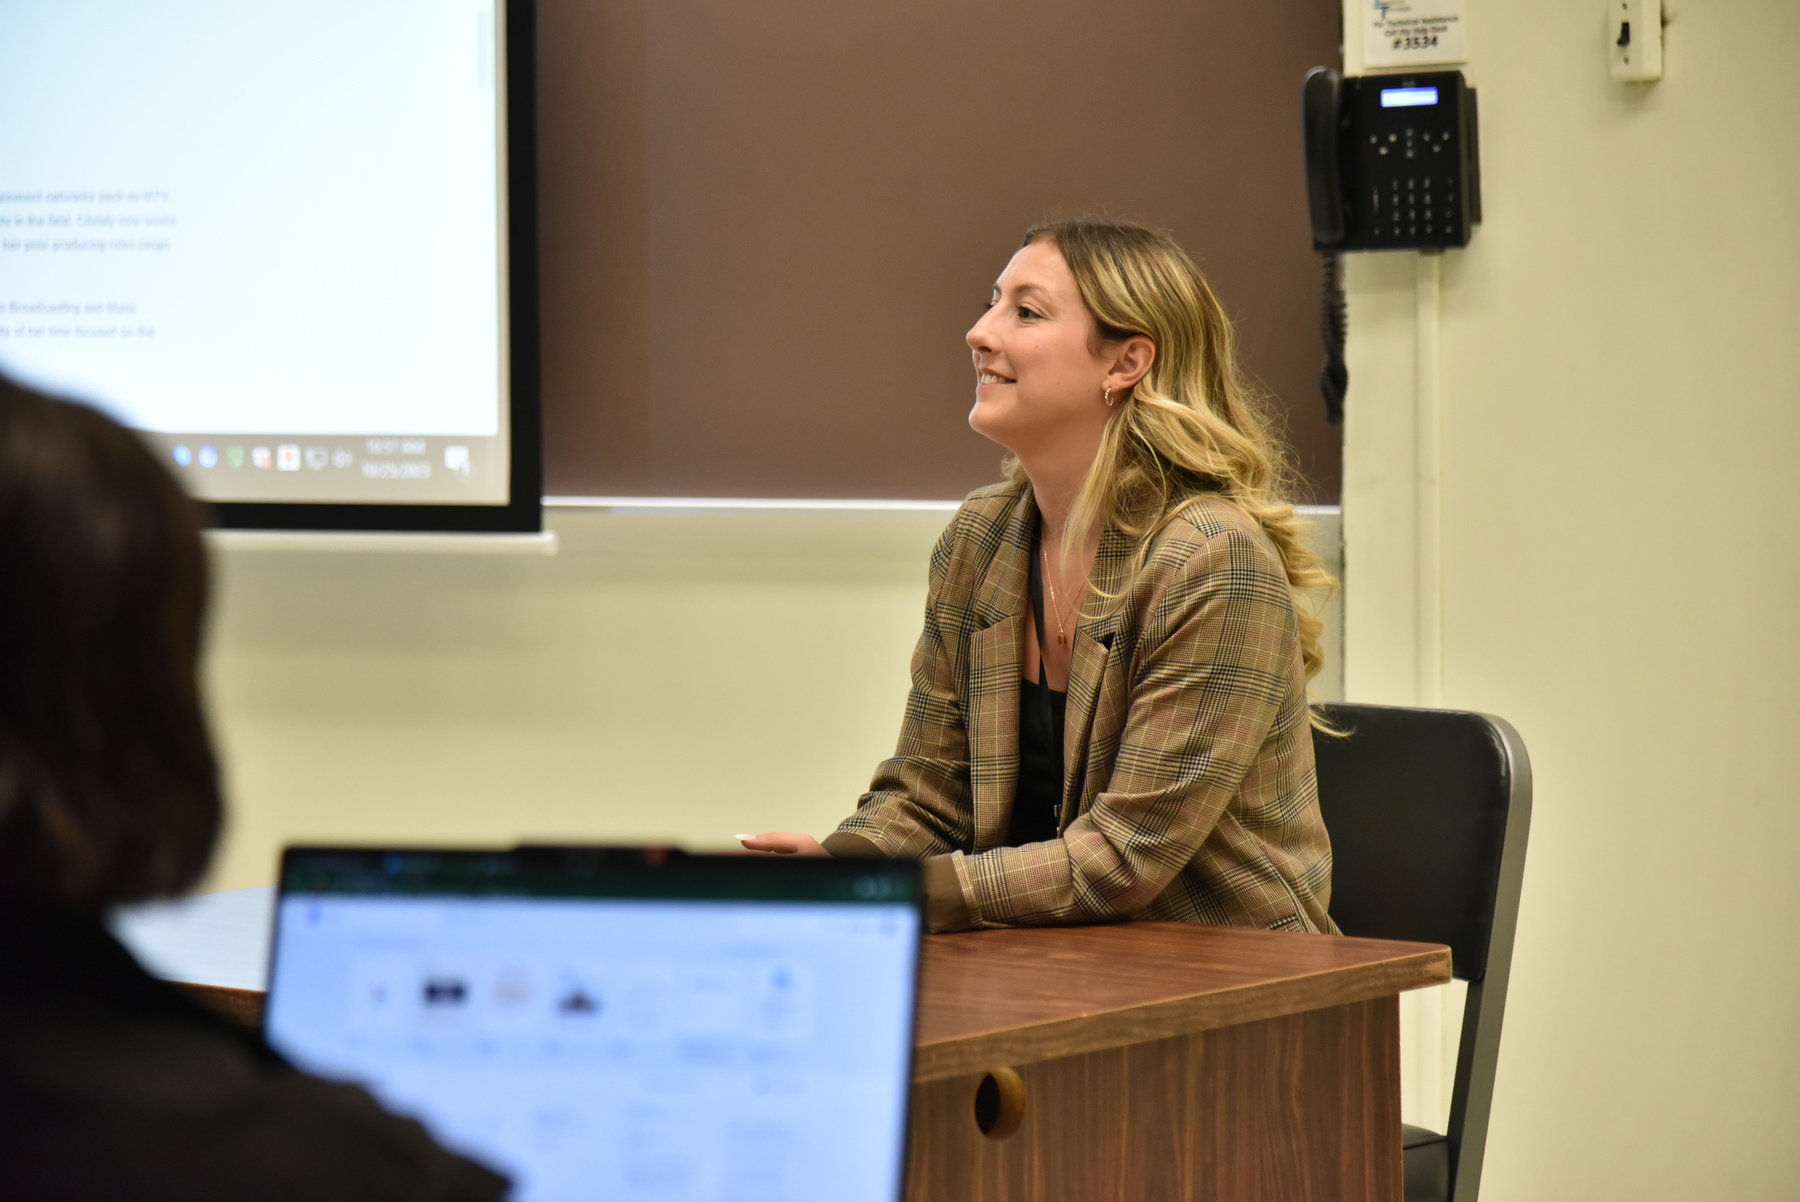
[831,481,1337,934]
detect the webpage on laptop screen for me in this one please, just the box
[265,896,919,1202]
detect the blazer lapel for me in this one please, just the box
[966,488,1034,851]
[1060,525,1133,821]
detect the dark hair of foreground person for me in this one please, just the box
[0,375,507,1202]
[0,373,219,906]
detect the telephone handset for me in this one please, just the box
[1301,67,1481,421]
[1303,67,1348,247]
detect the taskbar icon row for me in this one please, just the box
[166,437,476,480]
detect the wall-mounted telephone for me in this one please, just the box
[1304,67,1482,252]
[1301,67,1482,421]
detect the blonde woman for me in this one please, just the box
[742,219,1338,937]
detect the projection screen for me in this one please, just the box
[0,0,541,532]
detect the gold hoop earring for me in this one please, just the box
[1104,386,1115,407]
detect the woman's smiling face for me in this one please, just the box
[964,239,1117,460]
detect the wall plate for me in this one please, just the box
[1608,0,1664,81]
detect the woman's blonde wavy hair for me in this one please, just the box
[1004,218,1337,693]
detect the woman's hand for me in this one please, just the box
[735,832,829,856]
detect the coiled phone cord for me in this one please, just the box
[1318,252,1348,424]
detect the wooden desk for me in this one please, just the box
[906,923,1449,1202]
[181,922,1448,1201]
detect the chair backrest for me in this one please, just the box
[1312,703,1531,1202]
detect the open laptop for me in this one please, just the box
[264,848,922,1202]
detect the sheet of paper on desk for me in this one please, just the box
[110,886,275,991]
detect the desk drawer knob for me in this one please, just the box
[973,1067,1026,1140]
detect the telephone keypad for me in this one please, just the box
[1338,71,1476,252]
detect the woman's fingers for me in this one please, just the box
[737,832,801,853]
[735,833,829,856]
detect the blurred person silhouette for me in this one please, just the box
[0,375,508,1201]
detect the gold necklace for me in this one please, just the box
[1040,544,1081,646]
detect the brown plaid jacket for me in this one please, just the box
[831,481,1337,934]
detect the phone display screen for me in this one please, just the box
[1380,86,1441,107]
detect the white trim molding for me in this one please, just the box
[546,496,963,512]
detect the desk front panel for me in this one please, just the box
[906,996,1403,1202]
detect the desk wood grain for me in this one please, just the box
[908,996,1404,1201]
[176,981,267,1027]
[912,923,1448,1082]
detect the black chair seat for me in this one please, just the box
[1403,1122,1446,1149]
[1403,1124,1450,1202]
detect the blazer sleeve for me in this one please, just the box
[955,523,1302,927]
[826,516,975,859]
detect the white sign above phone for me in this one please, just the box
[1362,0,1468,68]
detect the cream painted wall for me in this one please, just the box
[199,507,942,893]
[199,505,1343,897]
[1342,0,1800,1196]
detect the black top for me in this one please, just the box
[1006,525,1067,847]
[0,908,507,1202]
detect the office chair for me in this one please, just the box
[1312,703,1532,1202]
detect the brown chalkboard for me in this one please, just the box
[537,0,1342,502]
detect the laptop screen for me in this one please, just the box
[264,849,921,1202]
